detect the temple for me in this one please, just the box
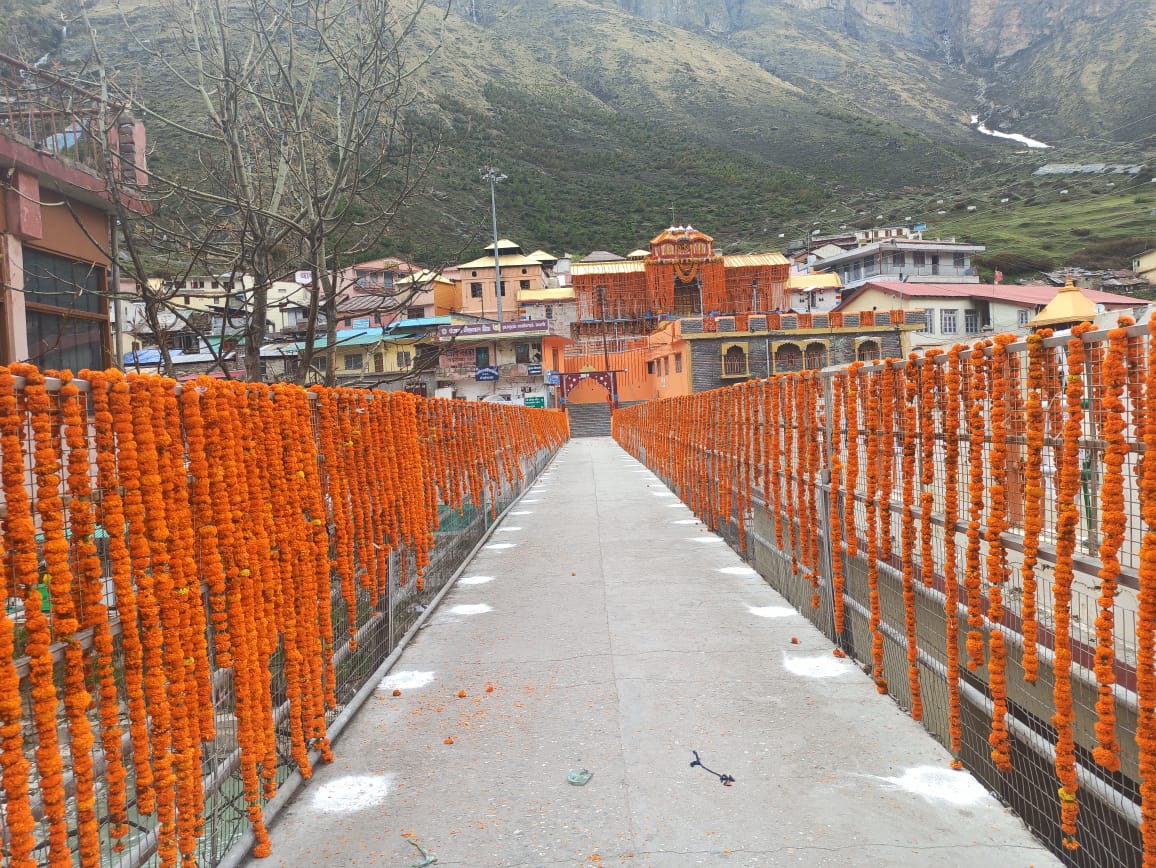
[570,226,789,340]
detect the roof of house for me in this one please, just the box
[816,238,985,268]
[840,280,1141,310]
[788,272,843,290]
[482,239,523,252]
[581,250,626,263]
[526,249,558,262]
[518,287,575,302]
[395,269,454,286]
[570,260,647,277]
[723,253,790,268]
[458,253,547,269]
[649,225,713,245]
[385,315,452,329]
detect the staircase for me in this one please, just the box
[566,402,612,438]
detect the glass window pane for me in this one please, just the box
[23,249,105,314]
[25,309,106,373]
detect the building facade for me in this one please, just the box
[2,55,148,372]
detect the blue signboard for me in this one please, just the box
[527,363,543,376]
[475,366,500,382]
[544,370,561,385]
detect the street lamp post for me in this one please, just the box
[482,166,507,322]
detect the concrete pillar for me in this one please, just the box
[1,233,28,362]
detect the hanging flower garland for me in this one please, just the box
[1053,320,1097,852]
[865,368,887,694]
[1092,318,1132,773]
[919,350,941,588]
[1020,331,1050,684]
[943,345,965,759]
[901,356,923,720]
[830,371,847,636]
[0,368,38,867]
[964,341,989,673]
[1137,315,1156,867]
[986,334,1015,773]
[844,362,862,565]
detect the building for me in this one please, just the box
[786,272,843,314]
[1130,249,1156,285]
[571,226,790,332]
[393,270,457,320]
[837,280,1142,344]
[454,239,551,322]
[1,55,148,372]
[434,317,563,404]
[813,237,984,291]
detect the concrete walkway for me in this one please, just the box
[259,438,1059,868]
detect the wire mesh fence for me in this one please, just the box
[617,321,1153,868]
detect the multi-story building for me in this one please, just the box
[1,55,147,372]
[837,280,1141,344]
[812,237,984,291]
[454,239,551,322]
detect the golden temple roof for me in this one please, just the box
[1029,276,1098,328]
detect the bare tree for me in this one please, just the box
[75,0,443,381]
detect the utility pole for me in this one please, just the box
[482,166,506,322]
[597,284,611,373]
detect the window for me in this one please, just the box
[344,353,363,370]
[190,280,205,289]
[954,252,966,268]
[475,346,490,367]
[498,280,506,297]
[647,360,655,375]
[913,252,926,266]
[663,356,670,376]
[211,280,221,289]
[471,270,478,277]
[520,280,531,290]
[21,249,108,373]
[373,352,384,373]
[315,356,327,371]
[941,308,958,335]
[674,353,683,373]
[183,296,191,305]
[723,344,749,377]
[397,350,412,369]
[470,282,483,298]
[964,309,978,334]
[1018,309,1031,327]
[892,252,906,268]
[515,342,531,364]
[407,306,424,319]
[544,305,553,319]
[521,268,528,274]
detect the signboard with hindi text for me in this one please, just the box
[439,319,549,340]
[523,396,545,408]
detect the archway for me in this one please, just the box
[804,342,828,370]
[857,339,881,362]
[566,376,612,405]
[774,343,803,373]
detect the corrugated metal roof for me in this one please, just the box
[723,253,790,267]
[860,280,1139,306]
[386,315,452,328]
[518,288,575,302]
[570,261,647,276]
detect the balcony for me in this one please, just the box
[0,52,147,211]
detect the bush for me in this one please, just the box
[1071,228,1093,237]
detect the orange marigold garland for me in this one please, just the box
[964,340,989,673]
[865,367,887,693]
[11,363,74,867]
[1137,315,1156,867]
[844,362,862,563]
[919,350,941,588]
[1053,321,1097,852]
[986,334,1015,772]
[0,368,38,867]
[901,356,923,720]
[1091,318,1132,772]
[1020,331,1050,684]
[62,373,120,863]
[943,345,965,756]
[830,371,847,636]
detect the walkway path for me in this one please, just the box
[258,438,1059,868]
